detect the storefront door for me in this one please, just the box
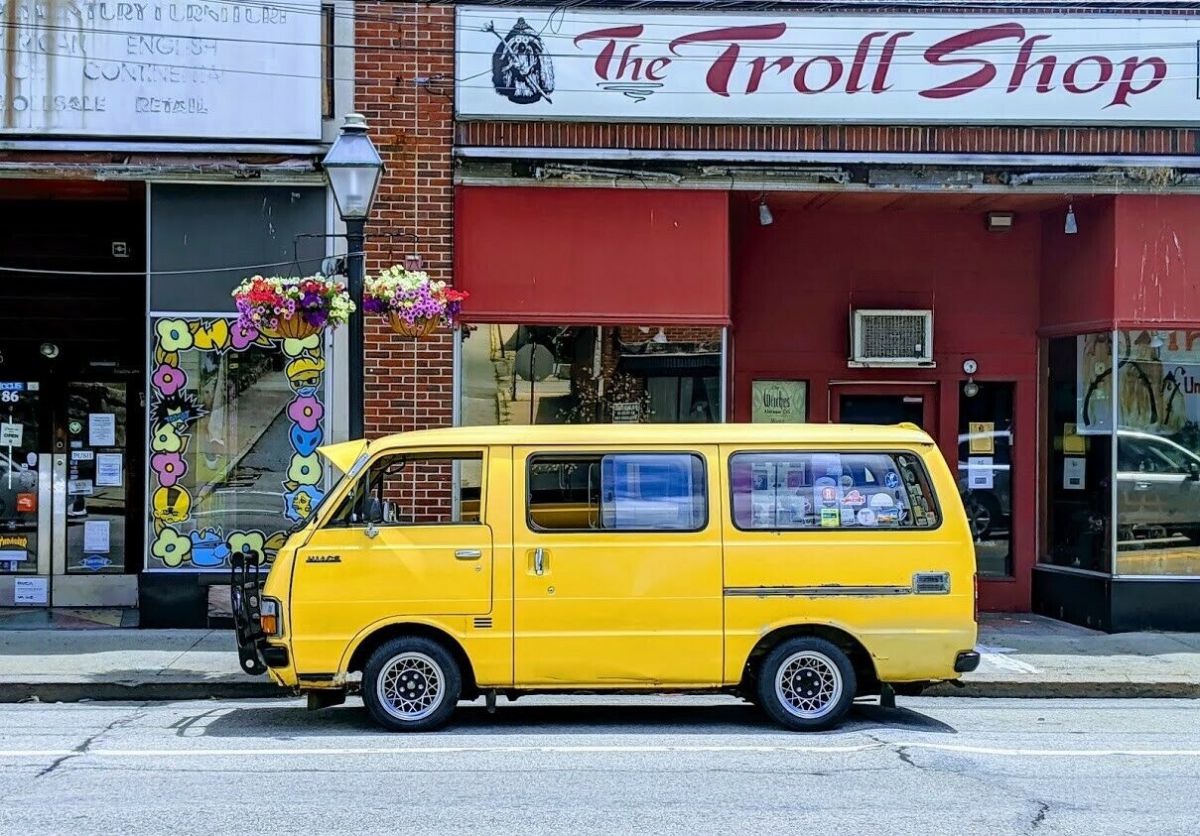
[0,378,139,608]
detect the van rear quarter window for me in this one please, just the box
[729,451,940,531]
[528,453,707,531]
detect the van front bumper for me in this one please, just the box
[954,650,981,673]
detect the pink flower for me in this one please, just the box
[288,395,324,432]
[152,452,188,488]
[231,322,259,351]
[152,364,187,396]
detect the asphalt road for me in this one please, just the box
[2,696,1198,835]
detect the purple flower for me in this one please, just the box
[363,297,387,315]
[288,395,324,431]
[151,364,187,396]
[231,322,259,351]
[152,452,188,488]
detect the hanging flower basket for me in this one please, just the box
[363,265,468,340]
[388,312,440,339]
[232,275,355,340]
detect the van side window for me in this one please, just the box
[328,453,483,527]
[729,451,940,530]
[529,453,707,532]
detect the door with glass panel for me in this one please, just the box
[0,378,138,607]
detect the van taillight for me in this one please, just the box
[973,573,979,622]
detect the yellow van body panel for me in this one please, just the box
[261,424,977,695]
[511,444,724,687]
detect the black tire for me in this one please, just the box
[362,636,462,732]
[756,637,857,732]
[966,493,1001,540]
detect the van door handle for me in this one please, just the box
[534,547,546,576]
[455,549,482,560]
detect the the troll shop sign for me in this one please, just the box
[456,7,1200,125]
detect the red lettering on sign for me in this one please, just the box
[921,23,1026,99]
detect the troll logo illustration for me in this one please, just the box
[489,18,555,105]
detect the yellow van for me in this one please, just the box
[232,423,979,732]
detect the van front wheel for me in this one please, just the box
[363,637,462,732]
[757,637,856,731]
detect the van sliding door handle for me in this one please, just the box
[534,547,546,576]
[455,549,482,560]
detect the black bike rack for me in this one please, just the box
[230,551,268,675]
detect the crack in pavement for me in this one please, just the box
[1031,801,1051,830]
[35,706,148,780]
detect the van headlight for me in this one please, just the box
[259,597,282,637]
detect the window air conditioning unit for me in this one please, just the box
[849,309,934,367]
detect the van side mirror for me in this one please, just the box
[364,496,384,524]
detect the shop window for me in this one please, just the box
[1044,335,1113,573]
[729,451,940,531]
[528,454,707,532]
[146,317,327,570]
[460,325,724,426]
[957,382,1015,577]
[330,454,482,527]
[1112,330,1200,576]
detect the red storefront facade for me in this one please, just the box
[359,3,1200,629]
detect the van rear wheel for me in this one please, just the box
[363,636,461,732]
[757,637,856,731]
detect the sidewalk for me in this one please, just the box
[0,613,1197,703]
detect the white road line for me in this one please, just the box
[0,742,1198,758]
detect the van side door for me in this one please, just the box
[512,446,725,687]
[289,449,493,675]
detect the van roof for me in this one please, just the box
[368,422,936,450]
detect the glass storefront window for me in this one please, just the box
[1112,330,1200,576]
[146,317,327,571]
[460,325,724,426]
[1044,335,1113,573]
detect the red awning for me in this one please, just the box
[454,186,729,325]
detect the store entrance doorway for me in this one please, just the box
[0,181,145,610]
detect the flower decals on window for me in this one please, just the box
[287,396,324,432]
[151,452,188,488]
[151,364,188,397]
[152,527,192,568]
[283,333,320,358]
[156,318,194,353]
[287,453,322,485]
[230,321,260,351]
[228,531,266,563]
[151,422,184,454]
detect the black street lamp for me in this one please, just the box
[322,113,384,440]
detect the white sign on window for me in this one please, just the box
[14,577,48,605]
[1,0,322,140]
[457,7,1200,125]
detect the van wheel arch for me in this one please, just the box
[741,625,880,698]
[347,624,479,699]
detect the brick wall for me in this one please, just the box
[358,2,456,439]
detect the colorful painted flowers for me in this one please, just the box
[148,315,328,570]
[151,527,192,568]
[151,452,188,488]
[288,395,324,432]
[363,265,468,334]
[232,274,354,336]
[151,364,187,397]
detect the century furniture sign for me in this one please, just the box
[1,0,322,140]
[456,6,1198,125]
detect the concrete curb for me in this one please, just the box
[2,680,1198,703]
[0,681,287,703]
[925,681,1200,699]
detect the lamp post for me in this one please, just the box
[322,113,384,440]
